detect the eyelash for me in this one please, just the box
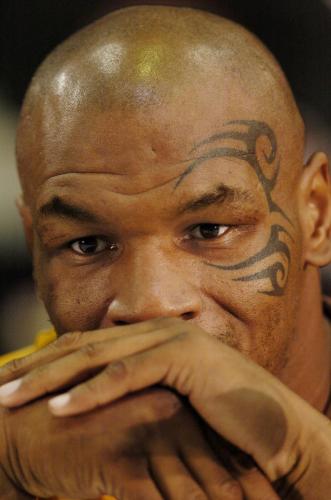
[67,236,118,256]
[67,223,233,257]
[186,223,231,241]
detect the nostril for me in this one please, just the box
[114,320,129,326]
[182,311,195,320]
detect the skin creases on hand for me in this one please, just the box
[0,318,301,483]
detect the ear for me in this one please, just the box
[299,152,331,267]
[16,195,34,253]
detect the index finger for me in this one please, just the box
[0,317,176,385]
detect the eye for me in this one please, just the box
[189,223,230,240]
[70,237,117,255]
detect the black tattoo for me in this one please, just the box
[208,225,293,296]
[176,120,290,223]
[176,120,294,296]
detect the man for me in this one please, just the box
[0,4,330,499]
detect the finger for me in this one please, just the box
[236,467,280,500]
[148,442,209,500]
[46,340,286,489]
[128,479,164,500]
[182,453,243,500]
[112,460,164,500]
[221,449,280,500]
[48,343,175,416]
[179,430,244,499]
[0,325,180,408]
[150,457,210,500]
[123,474,164,500]
[0,317,176,386]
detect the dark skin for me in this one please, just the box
[1,5,331,500]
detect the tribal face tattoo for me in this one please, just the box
[175,120,294,297]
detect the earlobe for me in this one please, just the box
[16,195,34,252]
[299,152,331,268]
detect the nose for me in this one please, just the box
[103,244,201,326]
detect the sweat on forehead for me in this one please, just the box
[16,5,304,205]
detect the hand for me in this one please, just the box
[0,317,328,496]
[0,387,232,499]
[0,384,280,500]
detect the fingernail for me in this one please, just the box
[49,393,71,411]
[0,379,22,401]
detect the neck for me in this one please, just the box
[279,267,331,413]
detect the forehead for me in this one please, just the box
[31,77,280,201]
[35,115,270,219]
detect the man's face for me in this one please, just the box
[29,82,303,377]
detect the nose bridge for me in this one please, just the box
[106,240,201,324]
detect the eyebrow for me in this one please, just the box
[177,183,253,214]
[39,196,99,223]
[39,186,253,222]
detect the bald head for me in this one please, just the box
[16,5,304,204]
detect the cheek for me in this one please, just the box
[202,261,300,374]
[34,253,113,334]
[249,242,303,373]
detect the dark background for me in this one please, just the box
[0,0,330,350]
[1,0,331,116]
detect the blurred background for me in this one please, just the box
[0,0,330,352]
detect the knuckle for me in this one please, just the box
[77,376,105,405]
[179,488,206,500]
[80,342,101,361]
[24,364,51,391]
[29,363,48,380]
[216,478,244,499]
[55,331,84,350]
[104,360,128,382]
[191,493,206,500]
[80,378,98,396]
[147,388,183,419]
[1,356,26,378]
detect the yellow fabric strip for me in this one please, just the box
[0,331,116,500]
[0,329,57,367]
[0,344,38,366]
